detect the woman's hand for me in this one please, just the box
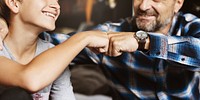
[84,31,109,53]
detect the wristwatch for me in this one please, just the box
[134,30,148,50]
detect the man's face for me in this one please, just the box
[133,0,181,32]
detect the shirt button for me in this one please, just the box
[156,51,160,55]
[181,58,185,61]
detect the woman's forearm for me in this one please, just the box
[23,32,89,92]
[0,31,108,92]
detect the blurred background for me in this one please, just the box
[55,0,132,34]
[52,0,200,100]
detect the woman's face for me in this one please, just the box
[18,0,60,31]
[0,18,8,39]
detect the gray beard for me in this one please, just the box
[136,17,171,32]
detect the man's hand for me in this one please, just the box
[106,32,139,57]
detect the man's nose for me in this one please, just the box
[139,0,151,11]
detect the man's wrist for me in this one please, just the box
[134,31,149,51]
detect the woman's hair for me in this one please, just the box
[0,0,11,25]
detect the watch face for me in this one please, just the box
[136,31,148,39]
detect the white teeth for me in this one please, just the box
[43,12,56,19]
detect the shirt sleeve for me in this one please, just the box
[49,68,76,100]
[72,48,103,65]
[148,33,200,70]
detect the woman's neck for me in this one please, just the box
[4,27,39,64]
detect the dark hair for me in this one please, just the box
[0,0,10,24]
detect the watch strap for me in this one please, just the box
[138,39,146,50]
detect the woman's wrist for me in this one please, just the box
[76,31,95,46]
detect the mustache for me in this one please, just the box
[135,9,158,17]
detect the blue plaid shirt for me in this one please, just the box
[45,12,200,100]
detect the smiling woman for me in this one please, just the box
[17,0,60,31]
[0,0,109,99]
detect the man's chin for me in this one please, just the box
[137,24,151,31]
[136,20,156,31]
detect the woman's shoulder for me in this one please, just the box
[0,44,13,59]
[0,49,6,57]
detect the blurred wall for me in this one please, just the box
[56,0,132,30]
[180,0,200,17]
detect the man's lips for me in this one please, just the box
[137,15,156,20]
